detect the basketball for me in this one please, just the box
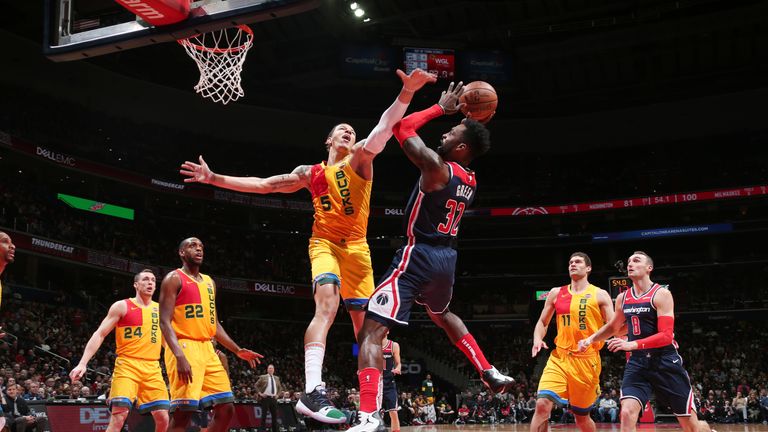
[459,81,498,123]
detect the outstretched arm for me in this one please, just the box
[393,81,465,192]
[69,301,126,381]
[350,69,437,178]
[181,156,311,194]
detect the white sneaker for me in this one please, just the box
[348,411,386,432]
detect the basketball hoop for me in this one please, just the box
[178,25,254,105]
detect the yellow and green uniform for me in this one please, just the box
[308,155,374,309]
[109,299,169,413]
[537,284,605,414]
[163,269,232,411]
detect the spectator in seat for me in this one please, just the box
[438,402,455,424]
[747,390,760,423]
[597,391,618,423]
[456,403,470,425]
[759,389,768,425]
[722,400,738,423]
[3,384,48,432]
[733,391,748,422]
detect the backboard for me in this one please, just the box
[44,0,319,62]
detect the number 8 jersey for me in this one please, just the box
[116,299,162,360]
[172,269,217,341]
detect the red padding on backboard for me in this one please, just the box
[114,0,190,26]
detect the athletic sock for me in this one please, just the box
[304,342,325,393]
[358,367,381,413]
[455,333,492,373]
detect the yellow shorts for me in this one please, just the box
[309,236,374,310]
[163,339,233,411]
[537,348,601,415]
[109,357,169,413]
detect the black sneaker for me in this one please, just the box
[295,385,346,424]
[481,366,515,394]
[348,411,386,432]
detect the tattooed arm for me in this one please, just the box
[180,156,311,194]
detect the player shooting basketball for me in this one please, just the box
[179,68,436,423]
[350,81,514,432]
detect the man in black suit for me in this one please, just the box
[3,384,46,432]
[255,364,284,432]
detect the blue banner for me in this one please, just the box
[339,45,397,78]
[458,50,512,83]
[592,223,733,242]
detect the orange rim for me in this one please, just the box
[178,24,253,54]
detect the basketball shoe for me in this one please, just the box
[482,366,515,394]
[347,410,386,432]
[296,384,346,424]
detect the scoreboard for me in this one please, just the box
[404,47,455,79]
[609,276,632,299]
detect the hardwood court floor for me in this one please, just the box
[399,423,768,432]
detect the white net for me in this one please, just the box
[179,25,254,105]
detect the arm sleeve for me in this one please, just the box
[361,99,409,155]
[393,104,444,144]
[633,316,674,350]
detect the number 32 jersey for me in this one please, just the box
[405,162,475,246]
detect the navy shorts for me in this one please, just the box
[620,350,695,416]
[382,376,398,411]
[366,243,456,325]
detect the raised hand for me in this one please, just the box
[236,348,264,368]
[397,68,437,92]
[180,155,213,184]
[438,81,466,115]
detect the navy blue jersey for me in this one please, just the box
[403,162,476,246]
[622,283,677,354]
[383,339,395,379]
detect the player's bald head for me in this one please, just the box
[178,237,200,252]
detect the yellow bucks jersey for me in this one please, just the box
[115,299,162,360]
[172,270,217,341]
[553,284,605,355]
[309,156,372,241]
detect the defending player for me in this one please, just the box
[530,252,615,432]
[160,237,262,432]
[179,69,436,423]
[578,251,714,432]
[382,333,402,432]
[350,82,514,432]
[70,269,169,432]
